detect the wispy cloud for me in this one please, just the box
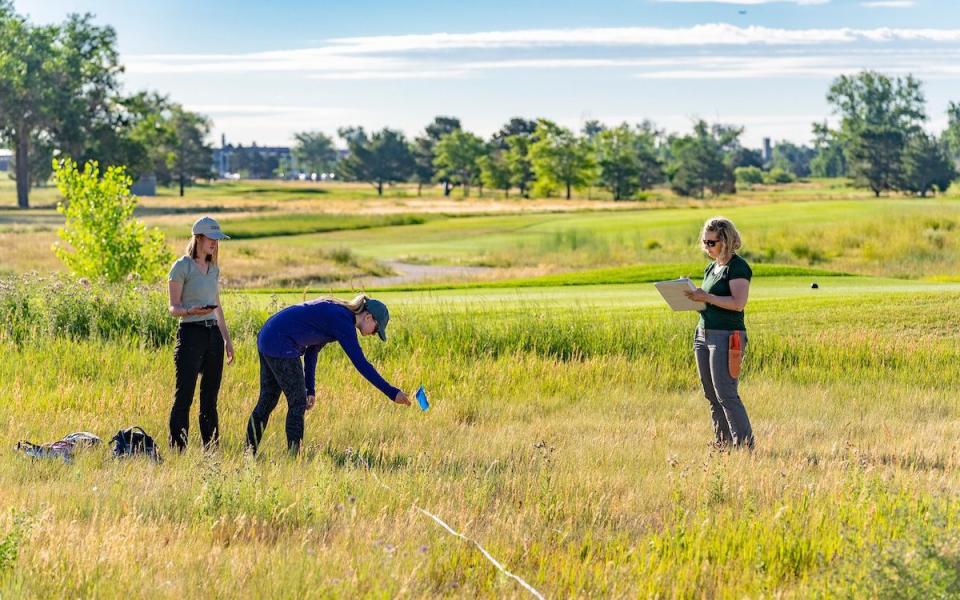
[861,1,916,7]
[122,24,960,82]
[655,0,828,4]
[324,25,960,53]
[126,52,407,75]
[127,25,960,77]
[307,69,470,80]
[155,51,960,82]
[633,51,960,78]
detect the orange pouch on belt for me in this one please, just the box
[728,331,744,379]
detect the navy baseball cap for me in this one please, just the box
[365,298,390,341]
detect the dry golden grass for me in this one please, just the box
[1,279,959,597]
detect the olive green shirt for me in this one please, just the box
[168,256,220,323]
[697,254,752,331]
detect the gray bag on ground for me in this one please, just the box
[15,432,101,463]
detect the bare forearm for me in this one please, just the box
[216,309,232,344]
[706,294,746,312]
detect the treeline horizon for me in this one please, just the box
[290,70,960,200]
[3,0,959,205]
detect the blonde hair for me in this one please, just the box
[186,234,219,266]
[327,293,369,315]
[700,216,742,264]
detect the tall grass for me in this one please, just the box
[2,277,959,597]
[0,275,269,346]
[5,275,959,389]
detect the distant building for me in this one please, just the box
[0,151,11,172]
[762,138,773,164]
[212,136,294,179]
[214,134,229,177]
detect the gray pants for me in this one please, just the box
[694,329,753,448]
[245,352,307,455]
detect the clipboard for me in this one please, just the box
[654,278,706,311]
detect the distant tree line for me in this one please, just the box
[294,70,959,199]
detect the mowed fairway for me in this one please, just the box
[1,180,960,597]
[258,198,960,280]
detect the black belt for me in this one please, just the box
[181,320,218,328]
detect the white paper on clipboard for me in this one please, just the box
[654,278,706,311]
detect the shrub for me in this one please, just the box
[735,166,764,187]
[53,159,173,283]
[763,167,795,185]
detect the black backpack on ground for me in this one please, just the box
[110,426,162,463]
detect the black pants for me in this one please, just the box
[170,321,224,450]
[245,352,307,455]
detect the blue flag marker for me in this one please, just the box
[415,385,429,411]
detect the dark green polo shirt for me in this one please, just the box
[697,254,752,331]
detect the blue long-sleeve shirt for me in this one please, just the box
[257,300,400,400]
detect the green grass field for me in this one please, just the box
[4,178,959,285]
[1,179,959,597]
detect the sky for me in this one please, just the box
[12,0,960,149]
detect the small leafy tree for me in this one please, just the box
[668,121,733,198]
[337,127,414,195]
[292,131,337,177]
[412,116,461,196]
[943,102,960,168]
[506,134,535,198]
[810,121,847,178]
[847,126,904,196]
[826,71,926,195]
[770,141,815,177]
[121,92,212,193]
[433,130,485,197]
[479,147,512,198]
[593,123,664,200]
[901,133,956,197]
[170,106,213,196]
[595,124,642,200]
[53,158,172,283]
[529,120,595,199]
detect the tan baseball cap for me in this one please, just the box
[192,216,230,240]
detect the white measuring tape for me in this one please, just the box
[358,455,546,600]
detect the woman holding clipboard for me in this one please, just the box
[684,217,754,450]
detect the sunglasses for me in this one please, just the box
[702,239,721,248]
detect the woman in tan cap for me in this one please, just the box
[166,216,235,451]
